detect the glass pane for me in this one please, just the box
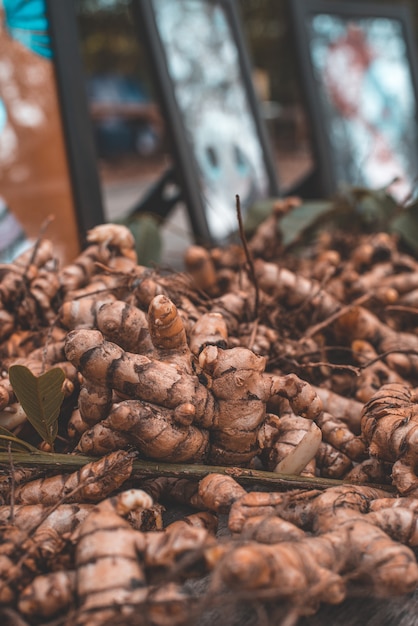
[151,0,271,240]
[75,1,170,220]
[308,13,418,201]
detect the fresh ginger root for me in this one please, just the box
[199,477,418,607]
[10,217,418,620]
[66,293,322,466]
[11,450,135,506]
[360,382,418,495]
[14,486,213,623]
[71,489,152,625]
[76,399,210,462]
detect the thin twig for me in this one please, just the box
[303,293,371,339]
[289,360,360,375]
[7,442,15,524]
[27,215,54,268]
[236,194,259,319]
[361,348,418,369]
[385,304,418,316]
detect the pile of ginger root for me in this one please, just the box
[3,205,418,624]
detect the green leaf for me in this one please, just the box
[119,213,162,266]
[390,209,418,254]
[8,366,65,446]
[347,186,398,228]
[244,198,278,232]
[0,425,39,453]
[279,200,334,247]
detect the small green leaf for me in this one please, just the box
[244,198,278,232]
[279,200,334,247]
[390,210,418,254]
[8,365,65,446]
[119,213,162,266]
[348,186,398,228]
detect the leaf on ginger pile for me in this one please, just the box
[8,365,65,447]
[0,425,39,452]
[345,185,398,229]
[244,197,335,247]
[279,200,334,247]
[390,201,418,254]
[119,212,162,266]
[244,198,278,231]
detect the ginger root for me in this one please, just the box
[360,382,418,495]
[65,298,322,466]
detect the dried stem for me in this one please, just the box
[0,452,394,493]
[236,194,259,319]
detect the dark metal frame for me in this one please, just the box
[132,0,280,244]
[289,0,418,198]
[45,0,105,245]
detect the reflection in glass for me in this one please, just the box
[308,14,418,201]
[75,0,167,223]
[152,0,269,239]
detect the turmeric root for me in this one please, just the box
[360,382,418,494]
[66,315,322,465]
[76,399,210,462]
[0,503,93,531]
[208,538,346,611]
[60,297,154,355]
[73,488,152,625]
[259,413,318,476]
[208,480,418,602]
[58,244,112,294]
[11,450,135,505]
[184,245,218,295]
[334,305,418,377]
[65,329,212,420]
[19,570,76,619]
[0,503,92,605]
[85,222,137,262]
[351,339,406,403]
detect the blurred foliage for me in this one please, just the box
[118,212,163,266]
[247,184,418,254]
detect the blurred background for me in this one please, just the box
[2,0,418,265]
[73,0,418,229]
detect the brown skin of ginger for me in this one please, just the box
[204,479,418,602]
[73,489,152,624]
[76,399,210,462]
[12,450,135,506]
[19,570,76,619]
[360,382,418,495]
[66,304,322,466]
[72,489,198,626]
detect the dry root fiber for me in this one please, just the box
[4,216,418,623]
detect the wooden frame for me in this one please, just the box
[132,0,279,244]
[289,0,418,202]
[46,0,105,240]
